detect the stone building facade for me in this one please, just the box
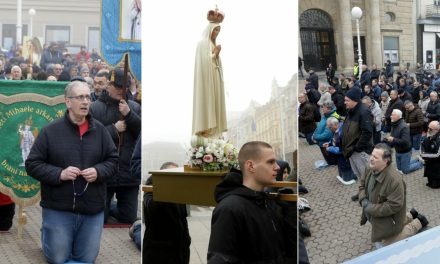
[227,75,297,163]
[0,0,100,52]
[299,0,417,73]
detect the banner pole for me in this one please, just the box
[17,203,27,239]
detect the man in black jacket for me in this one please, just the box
[90,68,141,224]
[25,81,119,264]
[341,87,374,201]
[208,141,289,263]
[384,109,423,174]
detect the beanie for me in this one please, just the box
[345,87,362,102]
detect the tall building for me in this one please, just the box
[227,75,297,162]
[299,0,416,73]
[416,0,440,69]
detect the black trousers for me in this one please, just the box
[0,203,15,231]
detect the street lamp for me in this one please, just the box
[351,6,363,78]
[28,8,36,37]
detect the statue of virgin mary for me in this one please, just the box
[192,9,227,139]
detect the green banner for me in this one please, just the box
[0,80,67,206]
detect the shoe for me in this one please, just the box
[416,214,429,228]
[410,208,418,219]
[298,185,309,194]
[129,219,142,239]
[337,176,356,185]
[351,194,359,201]
[396,169,404,175]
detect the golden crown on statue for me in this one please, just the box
[207,6,225,23]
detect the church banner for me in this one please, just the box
[0,80,66,206]
[101,0,142,81]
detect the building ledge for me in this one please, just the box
[417,18,440,25]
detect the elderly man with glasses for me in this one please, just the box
[25,81,118,263]
[421,120,440,188]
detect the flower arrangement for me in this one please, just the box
[187,138,239,171]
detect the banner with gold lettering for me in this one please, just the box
[0,80,66,206]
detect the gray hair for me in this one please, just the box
[326,116,339,126]
[322,100,335,109]
[392,109,403,118]
[375,143,393,165]
[404,100,413,106]
[64,81,89,97]
[361,96,372,104]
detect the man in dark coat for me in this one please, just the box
[208,141,288,263]
[329,85,346,117]
[421,121,440,188]
[90,68,141,224]
[341,87,374,201]
[359,143,428,248]
[383,90,404,132]
[25,81,119,264]
[404,101,424,151]
[384,109,423,174]
[298,92,317,145]
[425,91,440,124]
[143,162,191,264]
[308,70,319,90]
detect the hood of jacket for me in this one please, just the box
[214,169,267,206]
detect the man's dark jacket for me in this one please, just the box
[388,118,412,154]
[341,102,374,159]
[90,90,141,186]
[25,112,118,215]
[384,97,404,126]
[208,170,286,263]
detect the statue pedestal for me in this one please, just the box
[147,167,228,206]
[144,167,297,206]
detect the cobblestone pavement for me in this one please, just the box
[0,203,212,264]
[298,138,440,263]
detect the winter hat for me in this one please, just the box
[345,87,362,102]
[381,91,389,98]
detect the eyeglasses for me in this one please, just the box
[68,95,91,101]
[428,127,438,131]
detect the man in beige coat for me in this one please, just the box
[359,143,428,249]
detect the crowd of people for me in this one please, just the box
[0,41,143,263]
[299,61,440,258]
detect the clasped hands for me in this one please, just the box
[60,166,97,183]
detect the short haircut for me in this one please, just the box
[238,141,272,170]
[374,143,393,165]
[322,100,335,109]
[160,162,179,170]
[95,69,109,79]
[430,91,438,97]
[11,65,21,72]
[326,116,339,126]
[361,96,372,104]
[392,109,403,118]
[64,81,89,97]
[404,100,413,106]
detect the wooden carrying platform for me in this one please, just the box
[143,167,297,206]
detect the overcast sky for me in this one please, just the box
[142,0,298,144]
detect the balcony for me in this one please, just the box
[426,4,440,18]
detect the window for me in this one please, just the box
[88,27,100,52]
[384,12,396,22]
[45,25,70,44]
[383,36,399,64]
[2,24,28,49]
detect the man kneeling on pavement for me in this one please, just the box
[359,143,428,249]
